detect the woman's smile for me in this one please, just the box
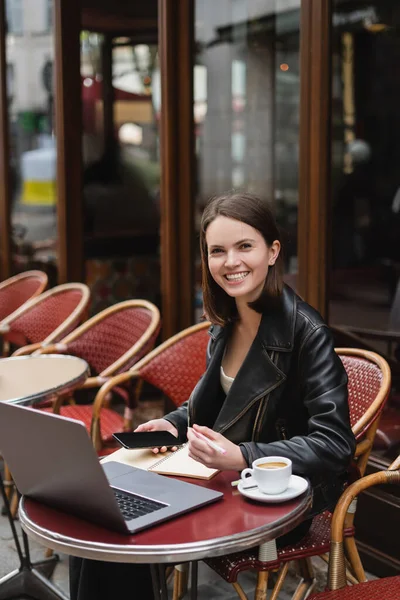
[224,271,250,283]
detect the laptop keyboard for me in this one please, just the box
[113,489,166,521]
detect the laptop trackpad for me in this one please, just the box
[102,460,141,480]
[102,461,170,499]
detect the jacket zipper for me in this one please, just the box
[252,350,278,440]
[276,419,288,440]
[219,349,284,435]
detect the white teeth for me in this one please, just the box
[225,272,249,281]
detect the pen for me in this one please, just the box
[189,428,227,455]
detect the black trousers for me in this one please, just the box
[69,519,311,600]
[69,558,155,600]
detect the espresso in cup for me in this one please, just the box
[257,461,287,469]
[241,456,292,494]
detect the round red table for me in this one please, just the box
[19,471,312,598]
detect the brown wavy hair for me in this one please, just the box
[200,191,283,326]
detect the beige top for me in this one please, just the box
[220,365,234,395]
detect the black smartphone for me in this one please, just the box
[112,431,180,449]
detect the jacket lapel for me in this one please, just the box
[213,334,286,433]
[191,285,297,433]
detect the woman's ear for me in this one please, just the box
[268,240,281,266]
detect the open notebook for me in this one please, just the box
[101,444,219,480]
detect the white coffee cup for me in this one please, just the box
[241,456,292,495]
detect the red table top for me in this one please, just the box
[20,471,312,564]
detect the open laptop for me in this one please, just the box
[0,402,223,534]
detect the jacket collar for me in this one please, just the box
[209,284,297,352]
[195,285,297,434]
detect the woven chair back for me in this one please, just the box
[0,271,47,321]
[65,306,159,375]
[340,354,383,432]
[4,287,88,347]
[338,353,387,441]
[138,325,209,407]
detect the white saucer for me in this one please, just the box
[238,475,309,503]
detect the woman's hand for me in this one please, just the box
[134,418,179,454]
[187,424,247,471]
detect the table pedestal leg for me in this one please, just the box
[150,565,169,600]
[0,565,69,600]
[190,561,198,600]
[0,475,66,600]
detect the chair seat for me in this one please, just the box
[204,511,355,583]
[307,575,400,599]
[43,405,124,443]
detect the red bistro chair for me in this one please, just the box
[204,348,391,600]
[306,454,400,600]
[91,321,210,451]
[3,282,90,508]
[3,283,90,357]
[0,270,48,323]
[34,300,161,454]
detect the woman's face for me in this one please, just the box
[205,216,280,304]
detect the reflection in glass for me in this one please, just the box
[329,1,400,462]
[194,0,301,319]
[7,0,57,284]
[81,37,161,314]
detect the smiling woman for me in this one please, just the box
[70,191,356,600]
[142,191,355,499]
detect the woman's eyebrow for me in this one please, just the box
[209,238,256,250]
[235,238,256,245]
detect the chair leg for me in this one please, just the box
[254,571,269,600]
[3,462,14,500]
[172,564,189,600]
[320,550,361,585]
[291,558,316,600]
[343,538,367,583]
[2,340,10,357]
[9,488,19,519]
[269,563,289,600]
[232,582,249,600]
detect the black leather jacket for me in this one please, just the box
[165,285,356,516]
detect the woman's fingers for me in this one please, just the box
[192,423,220,441]
[152,444,178,454]
[187,428,215,462]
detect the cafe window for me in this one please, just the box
[193,0,301,319]
[5,0,57,285]
[81,35,161,314]
[329,1,400,464]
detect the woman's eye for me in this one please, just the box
[240,243,252,250]
[210,248,223,254]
